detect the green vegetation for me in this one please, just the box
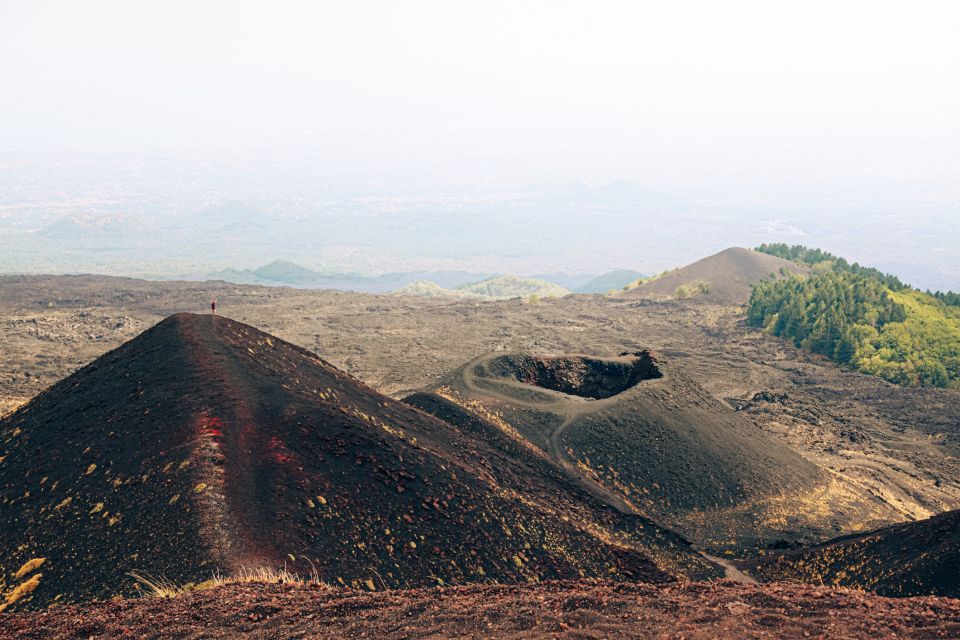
[395,275,569,301]
[454,275,569,300]
[748,269,960,389]
[931,290,960,307]
[674,280,711,299]
[755,243,906,290]
[622,268,678,292]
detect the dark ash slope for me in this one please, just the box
[0,314,711,611]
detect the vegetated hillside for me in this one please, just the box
[574,269,646,294]
[394,275,570,301]
[6,580,960,640]
[455,275,570,300]
[748,509,960,598]
[755,243,908,289]
[404,351,853,550]
[623,247,809,305]
[0,314,716,612]
[748,270,960,388]
[391,280,482,299]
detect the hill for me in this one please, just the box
[251,259,321,285]
[394,275,571,301]
[391,280,482,299]
[0,314,717,611]
[455,275,570,300]
[623,247,809,305]
[574,269,646,294]
[749,270,960,389]
[530,272,599,290]
[403,350,851,550]
[749,509,960,598]
[5,580,959,640]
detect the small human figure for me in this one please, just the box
[211,299,217,315]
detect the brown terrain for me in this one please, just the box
[2,250,960,635]
[624,247,810,304]
[5,580,960,640]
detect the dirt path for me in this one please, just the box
[177,314,277,570]
[458,354,646,515]
[700,552,758,585]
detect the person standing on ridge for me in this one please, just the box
[211,299,216,315]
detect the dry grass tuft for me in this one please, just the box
[0,573,43,613]
[14,557,46,579]
[130,562,326,600]
[128,571,184,598]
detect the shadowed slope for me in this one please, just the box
[624,247,810,304]
[749,509,960,597]
[0,314,708,611]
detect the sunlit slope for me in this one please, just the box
[749,274,960,388]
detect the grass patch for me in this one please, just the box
[129,563,327,599]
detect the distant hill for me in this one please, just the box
[531,272,598,290]
[395,275,570,301]
[749,509,960,598]
[623,247,810,305]
[455,275,570,300]
[575,269,647,294]
[392,280,482,299]
[205,261,493,293]
[0,314,716,611]
[251,259,320,284]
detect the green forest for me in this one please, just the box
[749,246,960,389]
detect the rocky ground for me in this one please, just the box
[5,580,960,640]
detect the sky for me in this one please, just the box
[1,1,959,281]
[3,1,958,163]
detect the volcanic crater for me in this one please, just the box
[407,349,892,551]
[486,351,663,400]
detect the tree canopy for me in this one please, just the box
[748,266,960,389]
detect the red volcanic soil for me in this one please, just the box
[4,580,960,640]
[0,314,713,612]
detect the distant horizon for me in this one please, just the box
[3,244,958,295]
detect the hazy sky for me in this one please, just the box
[1,1,959,283]
[3,1,959,181]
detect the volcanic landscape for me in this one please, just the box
[2,248,960,638]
